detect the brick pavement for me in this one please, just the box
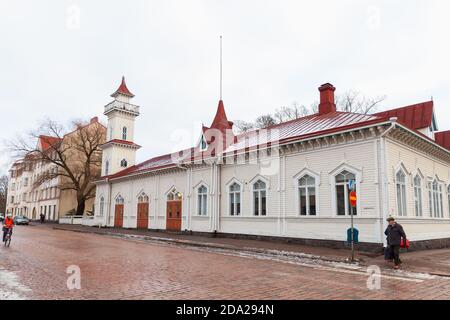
[1,224,450,300]
[54,223,450,276]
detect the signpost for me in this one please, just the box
[348,180,357,262]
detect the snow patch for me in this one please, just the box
[0,268,31,300]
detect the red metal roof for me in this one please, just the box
[101,97,446,181]
[104,111,389,180]
[39,135,62,152]
[102,139,141,148]
[111,76,135,98]
[435,131,450,151]
[374,101,434,130]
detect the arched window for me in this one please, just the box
[298,175,316,216]
[229,182,241,216]
[197,185,208,216]
[335,170,356,216]
[99,196,105,217]
[253,180,267,216]
[105,160,110,176]
[429,179,443,218]
[396,170,407,216]
[120,159,128,167]
[413,175,423,217]
[115,195,124,205]
[138,193,149,203]
[448,185,450,217]
[122,127,127,140]
[167,188,182,201]
[199,136,207,151]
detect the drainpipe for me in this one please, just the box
[106,178,112,228]
[379,118,396,247]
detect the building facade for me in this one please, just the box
[7,117,105,220]
[94,79,450,250]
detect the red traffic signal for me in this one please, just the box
[349,191,357,207]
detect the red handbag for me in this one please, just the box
[400,238,410,249]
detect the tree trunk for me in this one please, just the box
[76,197,86,215]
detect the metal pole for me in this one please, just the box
[351,205,355,262]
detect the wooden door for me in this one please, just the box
[137,203,149,229]
[166,201,182,231]
[114,204,124,227]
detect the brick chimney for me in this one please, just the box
[318,83,336,115]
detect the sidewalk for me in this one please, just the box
[51,223,450,277]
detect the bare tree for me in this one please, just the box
[274,102,311,123]
[336,90,386,114]
[255,114,277,129]
[0,175,8,213]
[233,120,255,134]
[8,118,106,215]
[233,91,385,133]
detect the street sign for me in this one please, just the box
[349,191,357,207]
[347,228,359,244]
[348,179,355,191]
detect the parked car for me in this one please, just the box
[13,215,30,225]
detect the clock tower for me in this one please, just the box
[101,77,141,176]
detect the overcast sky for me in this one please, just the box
[1,0,450,176]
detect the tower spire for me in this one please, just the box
[220,35,223,101]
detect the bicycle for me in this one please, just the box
[3,228,12,247]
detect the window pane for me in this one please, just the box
[202,195,207,215]
[236,193,241,216]
[397,184,402,216]
[254,191,259,215]
[299,188,306,215]
[308,186,316,215]
[261,191,266,216]
[336,185,345,215]
[230,193,235,216]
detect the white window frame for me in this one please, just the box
[395,168,408,217]
[115,194,124,205]
[196,185,208,216]
[105,160,110,176]
[99,196,105,217]
[250,175,269,217]
[329,163,362,217]
[413,174,423,217]
[428,177,444,218]
[293,168,320,217]
[447,184,450,218]
[226,178,243,217]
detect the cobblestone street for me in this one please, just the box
[1,225,450,300]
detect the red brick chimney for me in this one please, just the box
[318,83,336,115]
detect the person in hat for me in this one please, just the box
[384,217,407,269]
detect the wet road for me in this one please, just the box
[1,224,449,300]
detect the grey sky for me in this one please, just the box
[1,0,450,176]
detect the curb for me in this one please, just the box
[53,225,350,264]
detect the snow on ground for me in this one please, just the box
[114,233,439,283]
[0,267,31,300]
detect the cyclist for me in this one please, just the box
[2,212,14,242]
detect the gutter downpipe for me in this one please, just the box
[176,163,190,232]
[106,178,112,228]
[379,118,397,248]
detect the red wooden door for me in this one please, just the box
[137,203,149,229]
[166,201,182,231]
[114,204,124,227]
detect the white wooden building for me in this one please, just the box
[93,78,450,251]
